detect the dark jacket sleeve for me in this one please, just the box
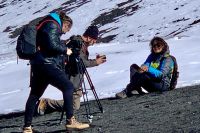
[42,22,66,55]
[80,50,98,68]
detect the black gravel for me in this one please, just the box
[0,85,200,133]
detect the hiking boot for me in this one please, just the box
[115,90,127,99]
[37,98,47,115]
[23,126,32,133]
[66,116,89,130]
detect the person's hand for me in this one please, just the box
[96,54,106,65]
[140,65,148,73]
[66,48,72,55]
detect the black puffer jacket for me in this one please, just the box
[31,16,67,70]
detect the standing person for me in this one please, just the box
[116,36,175,98]
[36,26,106,115]
[23,12,89,133]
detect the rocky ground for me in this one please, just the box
[0,85,200,133]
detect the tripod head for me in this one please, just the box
[66,35,83,57]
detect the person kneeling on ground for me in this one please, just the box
[36,26,106,115]
[116,36,175,99]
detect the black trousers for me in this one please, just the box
[24,64,74,127]
[126,64,168,94]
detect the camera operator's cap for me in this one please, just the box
[83,25,99,40]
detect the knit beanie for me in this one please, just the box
[83,25,99,40]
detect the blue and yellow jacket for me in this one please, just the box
[142,49,174,87]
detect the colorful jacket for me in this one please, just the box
[142,50,174,87]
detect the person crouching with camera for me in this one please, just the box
[36,26,106,116]
[66,25,106,111]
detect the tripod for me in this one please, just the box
[60,56,104,123]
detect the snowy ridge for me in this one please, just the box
[0,0,200,55]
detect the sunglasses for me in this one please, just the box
[152,41,163,48]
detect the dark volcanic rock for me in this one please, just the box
[0,85,200,133]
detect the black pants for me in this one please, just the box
[126,64,168,94]
[24,64,74,127]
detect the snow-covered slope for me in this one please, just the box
[0,0,200,57]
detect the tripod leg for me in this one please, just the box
[85,71,104,113]
[75,57,93,122]
[79,58,104,113]
[81,79,93,123]
[59,106,64,124]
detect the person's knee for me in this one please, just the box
[130,64,140,77]
[130,64,139,70]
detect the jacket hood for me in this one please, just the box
[49,13,62,28]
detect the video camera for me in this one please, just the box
[66,38,83,57]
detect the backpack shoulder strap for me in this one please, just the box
[36,19,61,31]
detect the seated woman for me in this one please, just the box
[116,36,175,99]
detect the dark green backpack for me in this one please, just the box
[16,19,59,60]
[16,24,37,60]
[169,55,179,90]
